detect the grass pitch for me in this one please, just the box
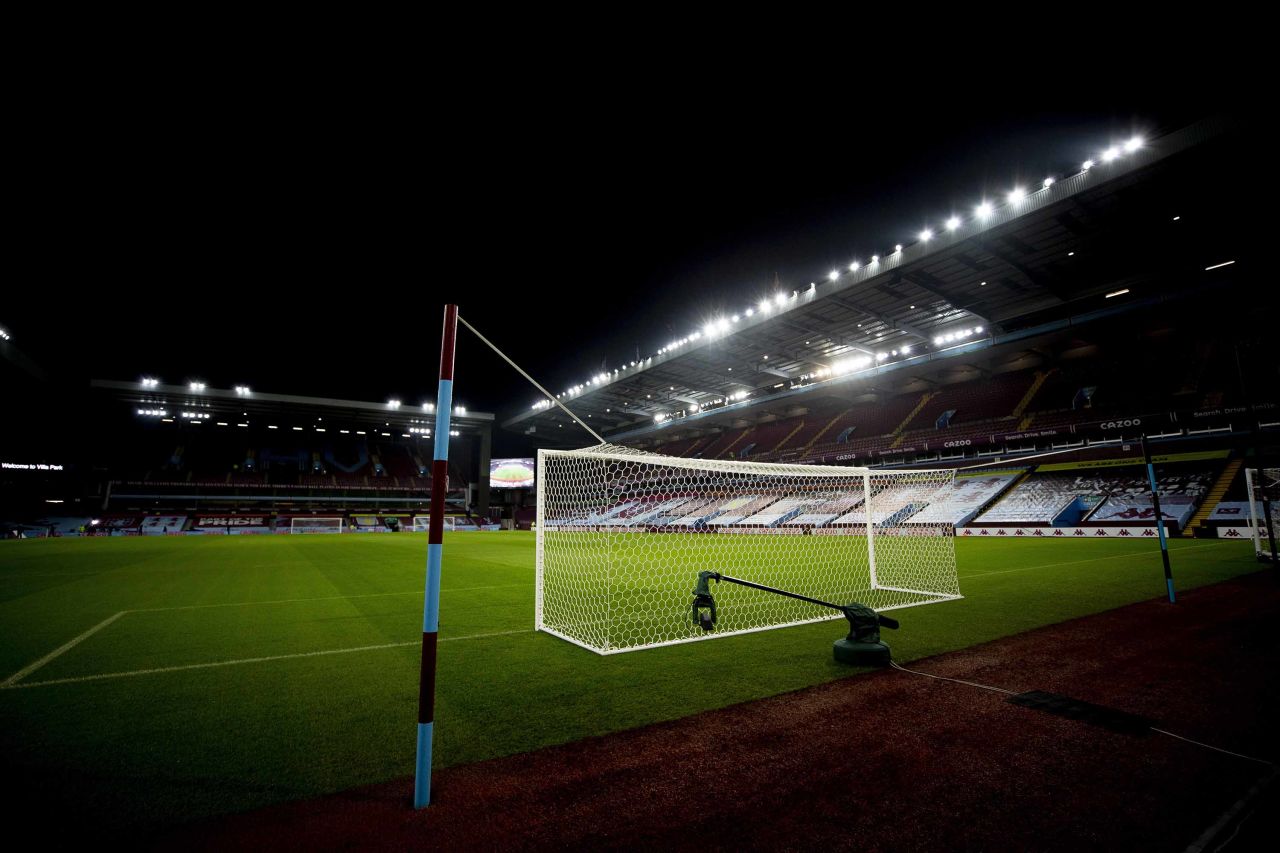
[0,532,1262,838]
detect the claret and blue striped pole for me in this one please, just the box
[1141,434,1176,603]
[414,303,458,809]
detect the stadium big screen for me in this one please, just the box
[489,458,535,489]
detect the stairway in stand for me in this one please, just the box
[1188,458,1242,537]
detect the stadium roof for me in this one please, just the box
[504,116,1253,446]
[90,379,494,437]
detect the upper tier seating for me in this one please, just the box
[903,373,1031,431]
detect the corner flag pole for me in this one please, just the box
[415,303,458,809]
[1141,434,1176,603]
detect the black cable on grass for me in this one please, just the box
[889,660,1016,695]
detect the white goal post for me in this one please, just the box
[289,517,345,534]
[535,444,961,654]
[1245,467,1279,560]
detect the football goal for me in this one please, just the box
[1246,467,1279,561]
[413,516,465,532]
[289,517,344,534]
[535,444,960,654]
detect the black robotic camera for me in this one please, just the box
[692,571,898,666]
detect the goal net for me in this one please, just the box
[1246,467,1279,560]
[289,517,344,534]
[536,444,960,654]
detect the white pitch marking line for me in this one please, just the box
[132,582,532,612]
[961,541,1223,580]
[1,611,127,688]
[1,628,534,690]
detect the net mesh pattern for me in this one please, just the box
[1246,468,1280,557]
[536,446,960,654]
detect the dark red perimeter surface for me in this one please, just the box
[160,573,1280,852]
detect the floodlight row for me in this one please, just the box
[533,135,1147,412]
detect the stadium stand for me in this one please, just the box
[776,408,850,456]
[140,515,187,534]
[31,517,92,536]
[105,429,438,495]
[909,473,1022,525]
[696,428,750,459]
[801,393,930,459]
[974,461,1217,529]
[740,417,806,459]
[901,372,1031,431]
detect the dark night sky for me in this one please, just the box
[3,58,1257,455]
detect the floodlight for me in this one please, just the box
[1102,146,1120,162]
[849,261,860,271]
[870,254,880,264]
[975,202,993,219]
[1124,136,1143,152]
[1042,177,1055,188]
[1082,159,1094,171]
[902,345,912,354]
[919,229,932,242]
[974,326,983,333]
[945,216,961,231]
[774,293,786,306]
[1007,187,1026,204]
[829,270,839,281]
[894,244,903,253]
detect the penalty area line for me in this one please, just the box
[1,611,128,687]
[1,628,533,690]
